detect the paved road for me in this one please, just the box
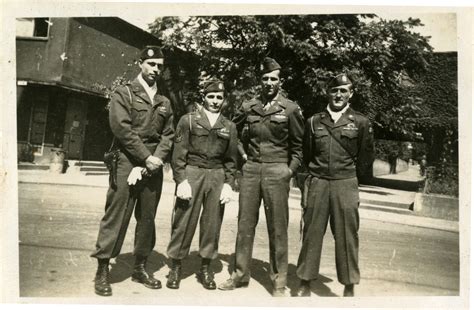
[17,182,459,304]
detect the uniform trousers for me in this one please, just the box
[296,176,360,285]
[91,151,163,259]
[231,161,291,288]
[167,165,225,260]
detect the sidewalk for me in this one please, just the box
[17,169,458,233]
[370,164,425,191]
[377,164,425,182]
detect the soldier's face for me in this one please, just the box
[139,58,164,85]
[328,85,353,111]
[261,70,281,99]
[203,91,225,113]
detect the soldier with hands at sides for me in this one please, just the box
[295,74,374,297]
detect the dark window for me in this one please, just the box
[33,18,49,37]
[16,18,50,38]
[16,87,33,142]
[44,90,67,147]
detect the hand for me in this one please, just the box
[145,155,163,173]
[242,154,248,162]
[220,183,233,204]
[177,180,192,200]
[141,167,151,177]
[127,167,144,185]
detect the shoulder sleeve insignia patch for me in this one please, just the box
[174,129,183,143]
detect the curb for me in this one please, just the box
[18,174,458,234]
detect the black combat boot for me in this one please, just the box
[166,259,182,289]
[196,258,216,290]
[343,284,354,297]
[94,258,112,296]
[131,255,161,289]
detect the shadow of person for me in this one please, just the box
[218,253,338,297]
[287,262,338,297]
[163,251,224,283]
[310,274,338,297]
[216,253,279,296]
[108,251,167,284]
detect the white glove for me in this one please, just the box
[177,180,192,200]
[220,183,233,204]
[127,167,145,185]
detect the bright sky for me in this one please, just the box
[121,11,457,52]
[376,12,457,52]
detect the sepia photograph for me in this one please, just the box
[1,0,471,309]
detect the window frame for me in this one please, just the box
[16,17,51,41]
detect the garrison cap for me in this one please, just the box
[328,73,352,88]
[203,79,225,94]
[260,57,281,74]
[139,46,164,60]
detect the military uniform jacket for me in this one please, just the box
[109,78,175,164]
[232,94,304,172]
[304,107,375,181]
[172,108,238,185]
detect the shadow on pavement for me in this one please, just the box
[217,253,337,297]
[109,251,167,284]
[169,251,225,282]
[310,274,338,297]
[109,251,225,285]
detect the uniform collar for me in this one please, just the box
[251,93,285,116]
[196,108,225,130]
[130,78,152,105]
[320,107,355,128]
[202,108,222,128]
[137,74,157,104]
[326,104,350,123]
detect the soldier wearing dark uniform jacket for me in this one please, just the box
[91,46,175,296]
[166,80,238,290]
[295,74,375,297]
[219,58,304,297]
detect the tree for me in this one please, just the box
[149,14,434,136]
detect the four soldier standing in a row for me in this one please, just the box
[91,46,375,298]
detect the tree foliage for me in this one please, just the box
[148,14,459,170]
[149,14,434,137]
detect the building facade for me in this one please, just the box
[16,17,185,164]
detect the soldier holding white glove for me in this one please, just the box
[166,80,238,291]
[219,183,233,204]
[176,179,192,200]
[127,167,144,185]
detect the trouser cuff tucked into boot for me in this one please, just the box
[166,259,182,289]
[94,258,112,296]
[131,255,161,289]
[196,258,216,290]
